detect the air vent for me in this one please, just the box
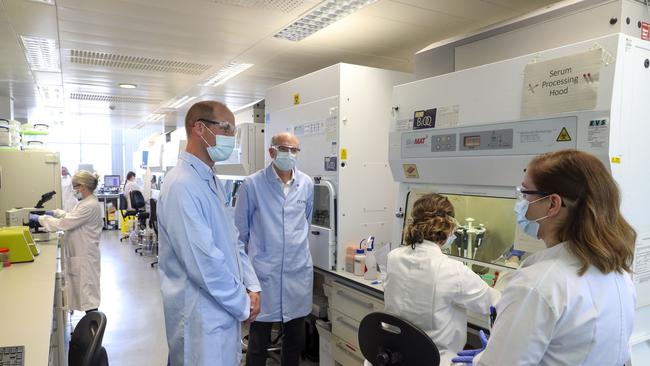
[69,50,212,75]
[209,0,304,13]
[69,93,161,104]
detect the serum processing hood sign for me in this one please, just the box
[522,49,603,118]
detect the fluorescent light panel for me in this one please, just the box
[28,0,55,4]
[202,62,254,87]
[119,83,137,89]
[144,113,166,122]
[274,0,377,42]
[20,36,60,72]
[166,96,197,109]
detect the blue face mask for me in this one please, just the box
[273,151,297,171]
[514,196,549,238]
[441,233,456,251]
[201,124,235,162]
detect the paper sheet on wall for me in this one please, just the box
[522,49,604,118]
[634,233,650,286]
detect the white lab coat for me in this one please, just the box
[123,180,141,209]
[474,241,636,366]
[38,195,104,311]
[61,176,78,212]
[383,241,501,366]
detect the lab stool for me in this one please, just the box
[241,324,282,363]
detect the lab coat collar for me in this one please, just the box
[521,241,572,268]
[418,240,444,253]
[179,151,214,181]
[264,164,297,189]
[270,163,295,184]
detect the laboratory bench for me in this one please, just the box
[314,267,491,366]
[0,235,66,366]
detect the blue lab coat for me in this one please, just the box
[235,164,314,322]
[158,151,260,366]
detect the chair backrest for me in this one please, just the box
[69,311,109,366]
[118,194,128,212]
[149,198,158,236]
[358,312,440,366]
[130,190,146,211]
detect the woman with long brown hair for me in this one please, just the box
[381,193,500,366]
[469,150,636,365]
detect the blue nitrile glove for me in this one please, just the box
[508,249,525,259]
[45,211,54,216]
[29,214,40,224]
[451,330,488,365]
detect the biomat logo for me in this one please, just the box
[406,136,428,146]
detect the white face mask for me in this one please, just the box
[513,196,550,238]
[441,233,456,250]
[73,190,84,200]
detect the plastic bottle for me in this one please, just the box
[364,247,378,280]
[353,249,366,276]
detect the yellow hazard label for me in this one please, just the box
[611,156,621,164]
[556,127,572,142]
[403,164,419,179]
[293,93,300,105]
[340,148,348,160]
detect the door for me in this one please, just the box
[310,179,336,270]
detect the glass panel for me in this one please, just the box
[312,184,331,228]
[403,190,525,272]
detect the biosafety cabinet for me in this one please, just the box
[390,33,650,363]
[265,63,411,271]
[0,150,62,225]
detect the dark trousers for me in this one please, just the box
[245,317,305,366]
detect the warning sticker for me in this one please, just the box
[587,119,608,148]
[556,127,572,142]
[642,22,649,41]
[403,164,419,179]
[340,148,348,160]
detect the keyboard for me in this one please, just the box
[0,346,24,366]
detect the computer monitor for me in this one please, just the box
[104,175,121,188]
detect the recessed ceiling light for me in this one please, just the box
[119,83,137,89]
[165,96,197,109]
[20,36,60,72]
[202,62,254,87]
[274,0,378,42]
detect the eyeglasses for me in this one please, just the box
[198,119,235,136]
[273,145,301,154]
[515,186,550,200]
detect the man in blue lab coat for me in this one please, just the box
[235,132,314,366]
[158,100,261,366]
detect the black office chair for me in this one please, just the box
[69,311,109,366]
[130,191,149,254]
[358,312,440,366]
[118,194,137,242]
[149,198,158,268]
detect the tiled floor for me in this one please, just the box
[67,230,319,366]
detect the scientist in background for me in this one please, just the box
[380,193,500,366]
[235,132,314,366]
[464,150,636,365]
[122,171,141,209]
[61,166,78,212]
[30,170,103,313]
[157,100,261,366]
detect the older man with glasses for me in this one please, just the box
[235,132,315,366]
